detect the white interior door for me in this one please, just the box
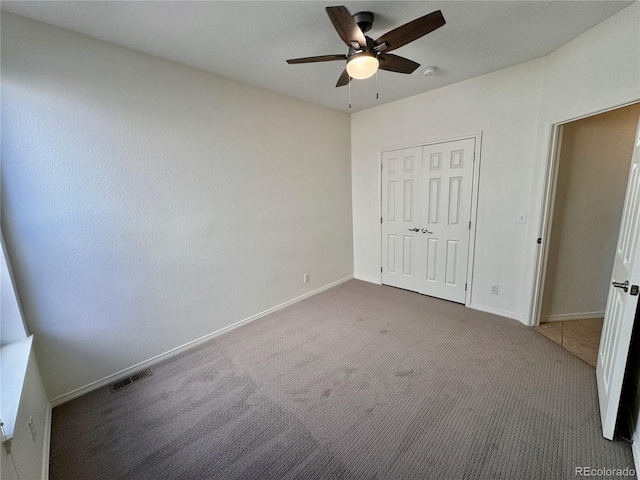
[597,115,640,440]
[417,139,475,303]
[381,147,422,291]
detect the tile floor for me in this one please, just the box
[533,318,604,367]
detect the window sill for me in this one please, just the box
[1,335,33,442]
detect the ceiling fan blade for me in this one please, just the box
[374,10,445,53]
[336,69,350,87]
[378,54,420,74]
[287,54,347,64]
[326,6,367,50]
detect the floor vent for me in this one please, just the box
[110,369,153,393]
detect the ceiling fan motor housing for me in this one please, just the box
[353,11,374,33]
[348,36,376,59]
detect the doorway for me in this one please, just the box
[535,103,640,365]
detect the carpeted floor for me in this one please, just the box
[49,280,634,479]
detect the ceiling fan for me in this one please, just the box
[286,6,445,87]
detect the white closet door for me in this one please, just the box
[416,138,475,303]
[381,147,422,291]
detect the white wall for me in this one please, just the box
[0,445,17,480]
[1,13,353,400]
[542,104,640,321]
[1,238,27,345]
[353,2,640,323]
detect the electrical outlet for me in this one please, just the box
[28,416,36,442]
[303,273,310,283]
[490,285,499,295]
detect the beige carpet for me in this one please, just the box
[50,280,634,479]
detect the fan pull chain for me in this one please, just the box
[348,75,352,109]
[376,70,379,100]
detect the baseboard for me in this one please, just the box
[41,402,52,480]
[50,275,353,407]
[468,303,525,324]
[541,311,605,322]
[353,274,380,284]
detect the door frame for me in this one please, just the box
[529,100,640,326]
[378,131,483,308]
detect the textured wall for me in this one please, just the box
[1,240,27,345]
[1,13,353,400]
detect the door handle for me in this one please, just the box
[421,228,433,234]
[612,280,629,292]
[408,227,419,232]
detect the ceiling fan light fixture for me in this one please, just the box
[346,52,379,80]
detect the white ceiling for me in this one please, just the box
[1,1,633,113]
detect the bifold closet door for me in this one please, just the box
[381,138,475,305]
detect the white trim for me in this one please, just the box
[41,402,52,480]
[50,275,353,407]
[529,123,564,327]
[354,274,380,285]
[465,132,482,309]
[541,311,605,322]
[379,150,383,285]
[469,303,525,324]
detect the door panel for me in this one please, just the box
[381,147,422,291]
[448,177,462,225]
[416,139,475,303]
[429,178,440,223]
[403,236,413,275]
[445,240,458,285]
[404,180,414,222]
[597,115,640,440]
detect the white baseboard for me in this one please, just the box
[541,311,605,322]
[41,402,52,480]
[468,303,525,324]
[354,274,381,284]
[50,275,353,407]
